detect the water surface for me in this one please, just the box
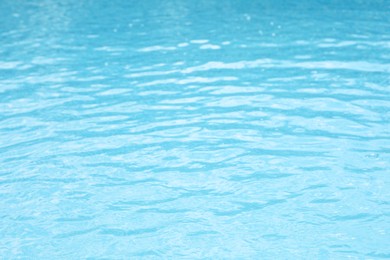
[0,0,389,258]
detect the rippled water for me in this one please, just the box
[1,0,390,258]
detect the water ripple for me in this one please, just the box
[1,0,389,258]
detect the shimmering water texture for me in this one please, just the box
[1,0,390,259]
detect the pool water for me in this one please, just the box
[1,0,389,258]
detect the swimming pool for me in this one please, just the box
[0,0,389,258]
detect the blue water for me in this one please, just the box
[1,0,389,258]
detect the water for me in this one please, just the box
[1,0,389,258]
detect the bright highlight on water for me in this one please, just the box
[0,0,389,258]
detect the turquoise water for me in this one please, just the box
[1,0,390,258]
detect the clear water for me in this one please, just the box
[1,0,389,258]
